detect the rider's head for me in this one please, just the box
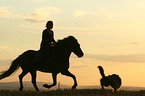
[46,21,53,29]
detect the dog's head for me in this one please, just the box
[101,77,110,87]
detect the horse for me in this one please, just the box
[0,36,84,91]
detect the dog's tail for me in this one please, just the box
[98,66,105,78]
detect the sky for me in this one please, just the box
[0,0,145,88]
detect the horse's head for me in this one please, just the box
[67,36,84,57]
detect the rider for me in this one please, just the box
[39,20,55,64]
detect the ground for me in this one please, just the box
[1,89,145,96]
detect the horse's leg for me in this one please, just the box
[61,70,77,89]
[19,70,28,91]
[30,70,39,91]
[43,73,57,89]
[101,83,104,89]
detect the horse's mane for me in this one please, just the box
[56,36,77,46]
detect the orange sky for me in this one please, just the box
[0,0,145,87]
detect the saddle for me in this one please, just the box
[34,50,55,64]
[34,51,42,62]
[34,50,55,71]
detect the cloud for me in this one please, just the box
[24,7,62,23]
[0,46,8,49]
[0,46,22,52]
[0,59,11,66]
[24,13,45,23]
[56,26,98,31]
[72,64,88,68]
[85,53,145,63]
[128,42,140,45]
[73,10,86,17]
[0,59,12,71]
[0,7,11,17]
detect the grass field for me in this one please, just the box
[1,89,145,96]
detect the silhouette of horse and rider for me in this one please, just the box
[0,21,122,93]
[0,21,84,91]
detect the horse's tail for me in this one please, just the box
[0,56,20,80]
[98,66,105,78]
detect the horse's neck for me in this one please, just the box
[65,51,71,58]
[57,46,71,58]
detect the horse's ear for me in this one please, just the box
[68,36,76,40]
[69,36,75,38]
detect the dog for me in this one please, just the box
[98,66,122,93]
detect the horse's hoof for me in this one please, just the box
[71,83,77,89]
[43,84,51,89]
[71,86,77,89]
[19,88,23,91]
[36,89,40,92]
[43,84,48,88]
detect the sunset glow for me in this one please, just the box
[0,0,145,88]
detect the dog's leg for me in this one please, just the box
[114,88,117,94]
